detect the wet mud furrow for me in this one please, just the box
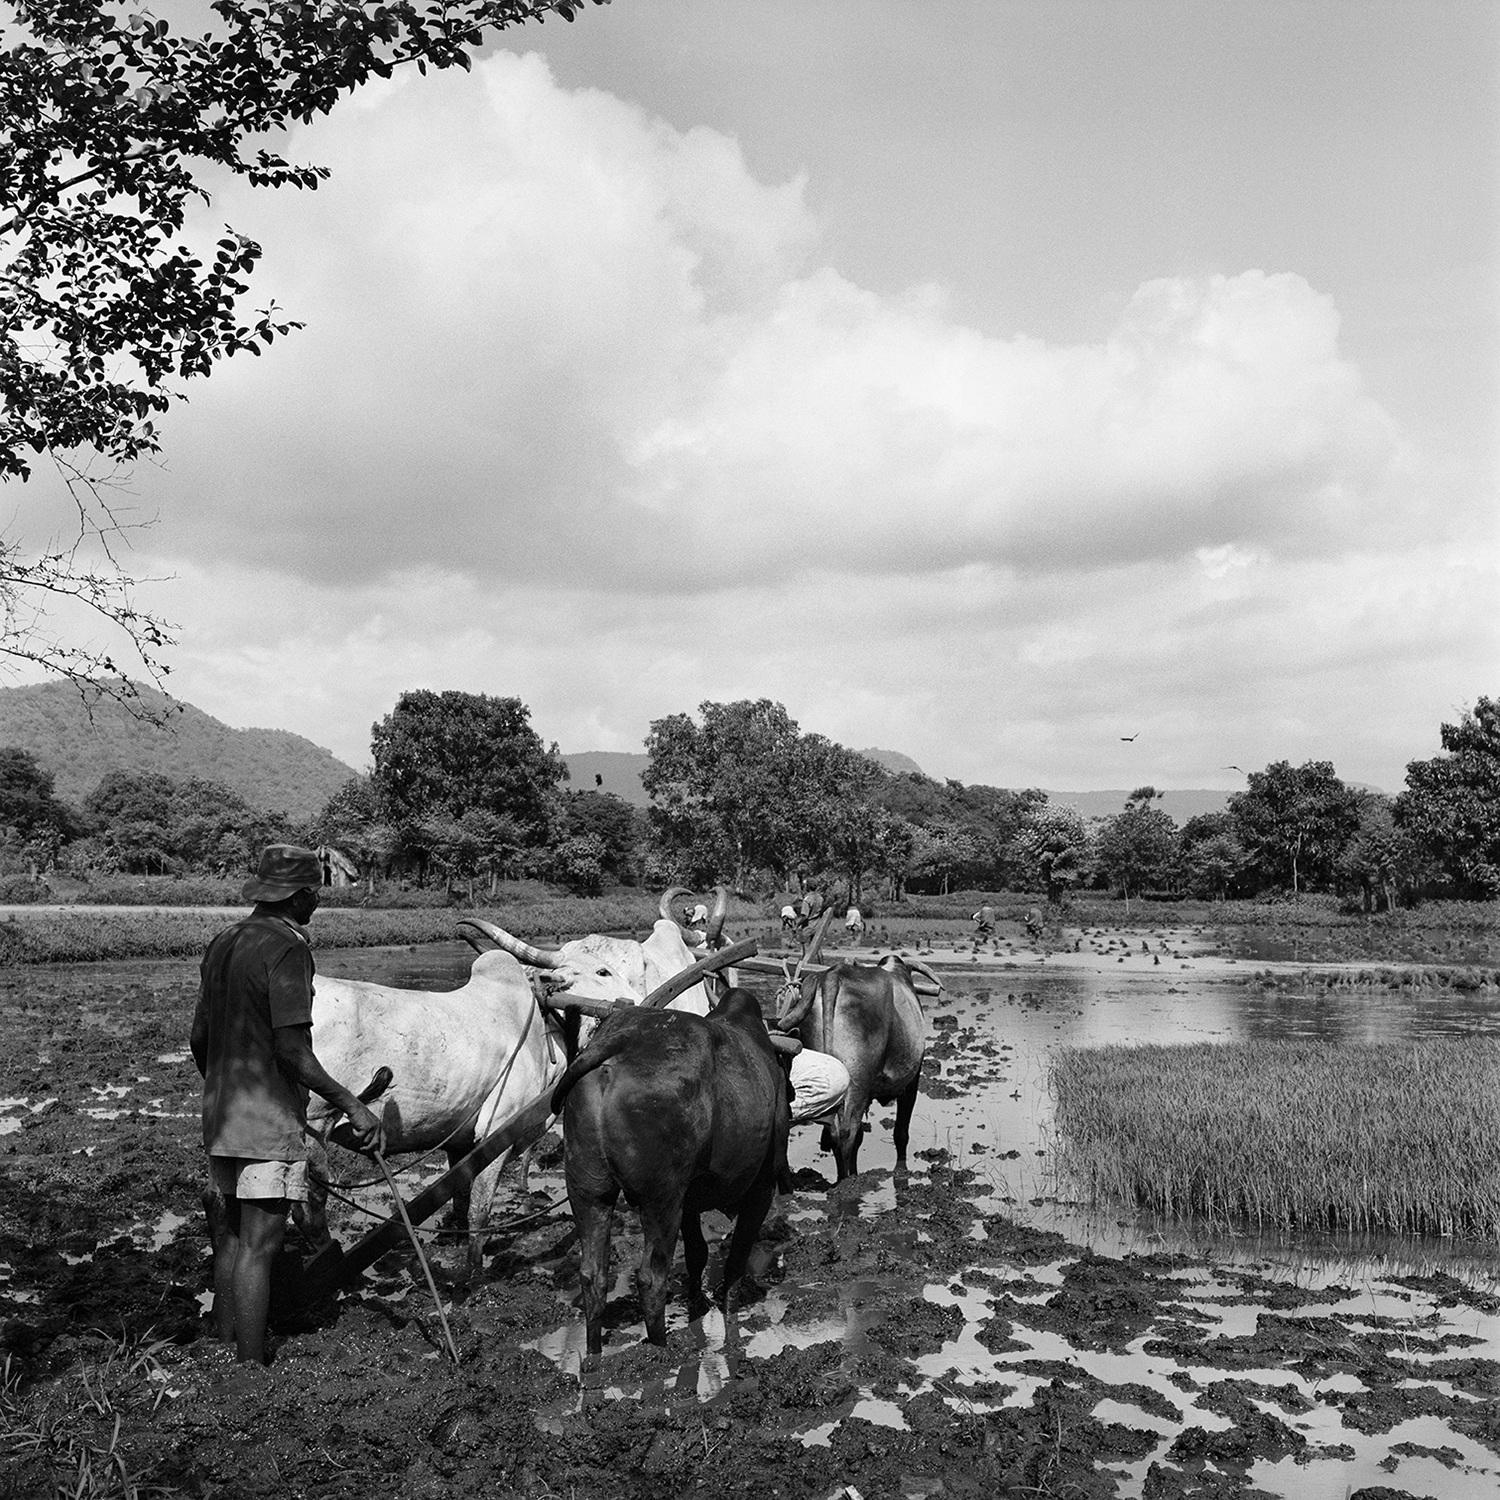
[2,949,1499,1499]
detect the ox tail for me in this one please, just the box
[548,1014,636,1115]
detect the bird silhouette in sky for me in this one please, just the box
[1120,732,1139,742]
[1223,765,1246,773]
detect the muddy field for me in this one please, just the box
[3,937,1500,1500]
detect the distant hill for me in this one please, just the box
[1046,788,1235,825]
[0,681,359,819]
[860,747,925,776]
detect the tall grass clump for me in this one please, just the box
[1051,1039,1500,1240]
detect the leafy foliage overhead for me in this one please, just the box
[0,0,605,479]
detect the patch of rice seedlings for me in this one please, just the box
[1050,1039,1500,1240]
[0,1341,180,1498]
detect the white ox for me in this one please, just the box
[299,948,572,1277]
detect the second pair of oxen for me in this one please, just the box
[774,952,937,1181]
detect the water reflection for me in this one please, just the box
[320,941,1500,1271]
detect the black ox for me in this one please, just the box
[776,955,928,1181]
[550,989,792,1359]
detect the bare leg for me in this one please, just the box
[231,1198,288,1365]
[207,1193,239,1344]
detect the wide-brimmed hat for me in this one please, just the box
[243,844,322,903]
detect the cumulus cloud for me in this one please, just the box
[49,47,1484,792]
[143,50,1410,592]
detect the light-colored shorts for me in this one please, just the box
[787,1050,851,1126]
[209,1156,309,1202]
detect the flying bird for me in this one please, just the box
[1120,732,1139,742]
[1222,765,1246,773]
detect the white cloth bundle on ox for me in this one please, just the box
[467,910,851,1128]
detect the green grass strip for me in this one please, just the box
[1050,1039,1500,1240]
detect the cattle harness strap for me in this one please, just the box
[307,989,553,1191]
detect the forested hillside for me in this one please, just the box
[0,682,358,819]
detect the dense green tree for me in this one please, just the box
[552,832,608,895]
[870,774,1044,892]
[370,690,567,857]
[80,767,282,873]
[1178,814,1249,901]
[558,790,643,886]
[1228,760,1362,895]
[0,745,78,841]
[1395,696,1500,899]
[643,700,876,888]
[1015,802,1093,903]
[1337,792,1426,912]
[1096,788,1179,909]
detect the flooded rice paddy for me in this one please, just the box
[2,933,1498,1498]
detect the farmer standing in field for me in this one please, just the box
[191,844,385,1364]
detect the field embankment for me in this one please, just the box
[1051,1038,1500,1238]
[0,888,757,965]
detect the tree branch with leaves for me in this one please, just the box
[1,0,606,700]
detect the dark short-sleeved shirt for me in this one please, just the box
[193,914,316,1161]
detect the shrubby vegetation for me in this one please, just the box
[1,689,1494,913]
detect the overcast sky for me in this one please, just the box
[23,0,1500,791]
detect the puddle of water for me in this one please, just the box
[148,1210,188,1251]
[0,1119,20,1136]
[155,1052,190,1064]
[1249,1412,1499,1500]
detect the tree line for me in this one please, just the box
[1,690,1495,907]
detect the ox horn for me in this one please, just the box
[658,886,695,923]
[904,958,944,993]
[704,885,729,948]
[458,917,563,969]
[456,924,493,955]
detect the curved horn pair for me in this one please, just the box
[458,917,563,969]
